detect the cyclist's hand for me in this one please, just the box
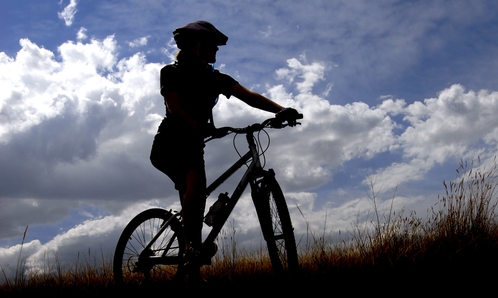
[276,108,302,126]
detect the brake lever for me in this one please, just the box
[267,118,284,129]
[281,121,302,128]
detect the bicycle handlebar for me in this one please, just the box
[205,113,303,142]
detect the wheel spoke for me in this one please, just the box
[113,209,184,284]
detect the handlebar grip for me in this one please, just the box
[276,108,303,121]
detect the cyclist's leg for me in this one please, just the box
[150,125,208,279]
[179,166,207,282]
[181,167,207,249]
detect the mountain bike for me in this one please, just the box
[113,113,302,284]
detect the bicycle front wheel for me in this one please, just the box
[113,208,184,285]
[253,171,299,274]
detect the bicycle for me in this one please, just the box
[113,112,303,284]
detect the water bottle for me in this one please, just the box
[204,192,229,226]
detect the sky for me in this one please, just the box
[1,0,498,279]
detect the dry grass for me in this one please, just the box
[1,247,114,297]
[297,157,498,291]
[2,158,498,296]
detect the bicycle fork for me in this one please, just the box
[250,169,276,243]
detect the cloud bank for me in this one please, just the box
[2,32,498,279]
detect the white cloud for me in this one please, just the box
[128,36,149,48]
[0,35,164,218]
[368,85,498,190]
[378,98,406,115]
[59,35,117,72]
[276,58,326,94]
[58,0,78,26]
[403,85,498,159]
[77,27,87,41]
[0,36,120,146]
[160,38,179,63]
[0,39,60,142]
[0,239,42,281]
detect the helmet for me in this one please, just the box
[173,20,228,49]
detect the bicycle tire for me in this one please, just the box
[253,171,299,274]
[113,208,184,285]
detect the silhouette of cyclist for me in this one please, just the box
[150,20,299,281]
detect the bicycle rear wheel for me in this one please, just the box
[113,208,184,285]
[253,170,299,274]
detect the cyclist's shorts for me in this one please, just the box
[150,118,205,192]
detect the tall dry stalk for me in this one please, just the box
[428,157,498,256]
[349,178,423,268]
[13,226,29,287]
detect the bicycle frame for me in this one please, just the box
[140,129,265,265]
[202,131,265,246]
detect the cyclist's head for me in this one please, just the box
[173,20,228,50]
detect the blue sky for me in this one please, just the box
[1,0,498,278]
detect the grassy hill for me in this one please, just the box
[2,159,498,296]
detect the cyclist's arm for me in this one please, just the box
[231,83,284,114]
[163,91,198,130]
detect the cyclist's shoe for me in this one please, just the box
[183,243,200,266]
